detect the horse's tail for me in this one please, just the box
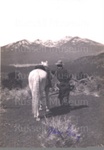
[31,73,40,118]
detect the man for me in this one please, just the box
[55,60,72,106]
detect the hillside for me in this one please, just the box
[66,53,104,76]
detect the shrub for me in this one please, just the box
[0,86,31,108]
[1,71,23,90]
[38,116,81,148]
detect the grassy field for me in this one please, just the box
[0,75,104,147]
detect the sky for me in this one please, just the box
[0,0,104,46]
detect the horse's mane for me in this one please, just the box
[34,64,47,71]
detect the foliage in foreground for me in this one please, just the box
[38,116,81,148]
[0,76,104,108]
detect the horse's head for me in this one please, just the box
[41,61,48,67]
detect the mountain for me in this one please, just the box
[66,52,104,76]
[1,36,104,66]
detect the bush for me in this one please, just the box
[71,75,104,97]
[1,71,23,90]
[38,116,81,148]
[0,86,31,108]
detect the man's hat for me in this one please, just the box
[55,60,63,66]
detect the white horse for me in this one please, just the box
[28,61,50,121]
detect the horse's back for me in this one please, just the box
[28,69,47,91]
[29,69,47,79]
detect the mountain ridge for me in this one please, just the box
[2,36,103,48]
[1,36,104,66]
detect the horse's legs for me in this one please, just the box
[45,88,50,112]
[39,91,43,111]
[39,103,42,110]
[32,89,40,121]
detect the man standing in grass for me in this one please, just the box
[55,60,72,106]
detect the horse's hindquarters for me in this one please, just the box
[28,69,47,90]
[28,69,48,119]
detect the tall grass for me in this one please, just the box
[38,116,81,148]
[1,76,103,147]
[1,75,104,108]
[0,86,31,108]
[71,76,104,97]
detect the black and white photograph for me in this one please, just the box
[0,0,104,148]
